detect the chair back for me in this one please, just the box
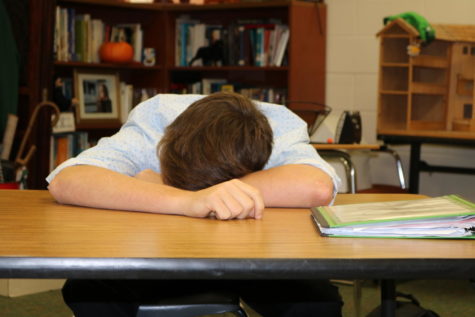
[285,101,331,136]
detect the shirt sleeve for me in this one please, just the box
[260,102,341,200]
[46,96,164,183]
[46,94,204,184]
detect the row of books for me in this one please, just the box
[54,6,143,63]
[170,78,287,104]
[176,18,289,67]
[120,84,159,123]
[50,132,90,172]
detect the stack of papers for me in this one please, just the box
[311,195,475,238]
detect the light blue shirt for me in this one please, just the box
[47,94,340,197]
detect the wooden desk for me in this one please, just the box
[0,190,474,280]
[1,190,474,317]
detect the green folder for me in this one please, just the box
[311,195,475,239]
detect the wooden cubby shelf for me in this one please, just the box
[377,18,475,139]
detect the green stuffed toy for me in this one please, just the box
[384,12,435,45]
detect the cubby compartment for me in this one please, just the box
[410,94,446,130]
[379,94,407,130]
[381,66,408,91]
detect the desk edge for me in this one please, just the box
[1,257,475,280]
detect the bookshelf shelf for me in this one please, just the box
[59,0,164,10]
[165,1,291,11]
[380,90,409,95]
[55,61,163,70]
[169,66,289,72]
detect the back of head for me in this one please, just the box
[158,92,273,190]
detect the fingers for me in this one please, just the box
[228,180,264,219]
[217,182,255,220]
[203,179,264,220]
[209,197,233,220]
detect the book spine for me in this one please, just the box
[54,6,60,61]
[74,16,84,62]
[255,27,264,67]
[237,25,245,66]
[67,7,75,61]
[55,135,69,167]
[273,25,289,66]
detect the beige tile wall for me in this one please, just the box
[320,0,475,198]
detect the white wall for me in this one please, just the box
[319,0,475,200]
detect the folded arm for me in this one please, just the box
[134,164,334,207]
[48,165,264,220]
[135,164,335,207]
[240,164,334,207]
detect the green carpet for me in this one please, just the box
[340,279,475,317]
[0,279,474,316]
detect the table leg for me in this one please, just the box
[408,142,421,194]
[353,279,362,317]
[380,279,396,317]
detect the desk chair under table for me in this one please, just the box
[313,143,407,194]
[136,290,248,317]
[288,101,406,193]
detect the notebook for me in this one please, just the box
[311,195,475,239]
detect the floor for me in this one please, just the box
[0,279,474,316]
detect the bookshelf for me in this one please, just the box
[22,0,327,188]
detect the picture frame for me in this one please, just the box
[74,70,121,129]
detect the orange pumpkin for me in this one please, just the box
[99,42,134,63]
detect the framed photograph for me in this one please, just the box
[74,70,121,129]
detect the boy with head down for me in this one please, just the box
[48,92,342,317]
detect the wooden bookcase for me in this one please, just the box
[23,0,327,188]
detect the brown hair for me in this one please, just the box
[158,92,273,190]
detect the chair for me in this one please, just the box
[136,290,248,317]
[287,101,406,194]
[316,149,357,193]
[316,145,407,194]
[285,101,359,193]
[286,101,332,136]
[365,145,407,192]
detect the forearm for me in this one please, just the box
[240,164,334,207]
[48,165,189,214]
[48,165,265,220]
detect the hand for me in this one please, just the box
[186,179,264,220]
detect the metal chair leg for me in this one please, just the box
[373,146,407,190]
[319,149,356,193]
